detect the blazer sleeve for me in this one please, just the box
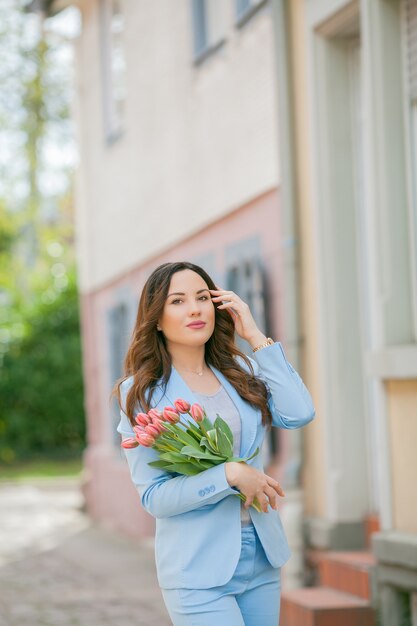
[248,341,316,429]
[116,379,240,519]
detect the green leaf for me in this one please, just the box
[201,416,214,431]
[215,427,233,457]
[195,459,216,469]
[164,463,202,476]
[147,460,173,469]
[158,451,189,463]
[214,415,234,445]
[199,437,219,455]
[184,422,204,441]
[157,436,183,451]
[180,445,226,461]
[164,424,202,450]
[206,429,218,451]
[186,457,214,470]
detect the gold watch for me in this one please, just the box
[252,337,274,353]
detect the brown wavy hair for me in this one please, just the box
[111,261,272,430]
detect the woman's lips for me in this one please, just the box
[187,322,206,328]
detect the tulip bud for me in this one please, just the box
[190,403,204,422]
[163,407,180,424]
[174,398,191,414]
[152,419,167,434]
[121,437,139,449]
[145,424,161,438]
[136,432,156,447]
[135,412,151,426]
[133,425,145,436]
[148,408,163,420]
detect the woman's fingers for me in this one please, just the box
[267,476,285,497]
[264,485,278,510]
[243,495,254,509]
[240,467,285,512]
[258,494,270,513]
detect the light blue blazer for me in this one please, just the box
[117,341,315,589]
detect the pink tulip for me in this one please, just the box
[133,425,145,436]
[190,403,204,422]
[152,419,167,434]
[163,407,180,424]
[136,432,156,447]
[174,398,191,414]
[145,424,161,438]
[135,412,151,426]
[121,437,139,449]
[148,408,163,420]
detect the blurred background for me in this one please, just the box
[1,1,416,625]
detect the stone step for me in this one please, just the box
[318,551,376,600]
[280,586,375,626]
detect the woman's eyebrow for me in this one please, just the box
[167,289,210,297]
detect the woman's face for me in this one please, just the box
[158,269,215,348]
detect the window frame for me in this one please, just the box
[99,0,127,144]
[235,0,269,29]
[191,0,226,66]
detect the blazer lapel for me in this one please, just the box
[152,363,259,459]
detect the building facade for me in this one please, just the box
[61,0,318,591]
[273,0,417,622]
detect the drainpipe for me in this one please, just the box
[271,0,305,589]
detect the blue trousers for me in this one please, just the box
[161,523,281,626]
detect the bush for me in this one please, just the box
[0,279,85,464]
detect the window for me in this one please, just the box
[225,256,277,462]
[99,0,126,143]
[235,0,268,27]
[225,256,271,355]
[191,0,227,64]
[108,302,130,447]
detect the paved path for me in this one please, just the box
[0,477,171,625]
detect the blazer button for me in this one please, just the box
[204,486,210,494]
[209,485,215,492]
[198,489,205,497]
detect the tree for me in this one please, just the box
[0,1,84,464]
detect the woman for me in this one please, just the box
[114,261,316,626]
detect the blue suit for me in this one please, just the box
[117,341,315,590]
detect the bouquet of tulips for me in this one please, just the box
[121,398,263,512]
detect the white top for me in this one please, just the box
[192,384,253,526]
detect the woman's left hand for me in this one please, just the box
[209,286,260,342]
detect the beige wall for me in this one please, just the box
[74,0,280,293]
[288,0,417,537]
[288,0,326,519]
[386,380,417,533]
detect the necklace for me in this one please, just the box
[175,364,206,376]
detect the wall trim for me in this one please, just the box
[304,516,366,550]
[365,344,417,379]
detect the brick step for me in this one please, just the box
[318,551,376,600]
[280,586,375,626]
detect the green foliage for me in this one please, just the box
[0,457,83,480]
[0,4,84,468]
[0,274,85,465]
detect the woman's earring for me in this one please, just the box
[157,325,161,331]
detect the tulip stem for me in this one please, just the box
[185,412,210,439]
[234,492,262,513]
[155,443,178,453]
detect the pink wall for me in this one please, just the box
[79,187,292,538]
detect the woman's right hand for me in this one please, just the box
[225,462,285,513]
